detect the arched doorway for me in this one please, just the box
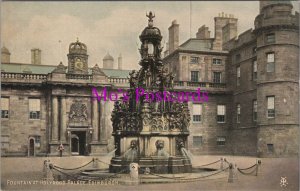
[70,131,86,155]
[29,138,35,156]
[71,135,79,155]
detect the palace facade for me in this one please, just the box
[1,1,299,157]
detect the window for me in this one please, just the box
[237,66,240,86]
[193,136,203,147]
[253,60,257,80]
[266,33,275,44]
[213,58,222,65]
[253,100,257,121]
[267,144,274,153]
[192,104,202,122]
[267,96,275,118]
[35,136,41,148]
[190,57,199,64]
[217,105,226,123]
[1,97,9,118]
[217,137,226,146]
[1,135,9,149]
[191,71,199,82]
[213,72,221,83]
[235,54,241,63]
[29,98,40,119]
[237,104,241,123]
[252,47,257,54]
[267,53,275,72]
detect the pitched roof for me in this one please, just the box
[1,63,131,78]
[177,38,228,54]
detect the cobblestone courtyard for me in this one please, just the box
[1,155,298,191]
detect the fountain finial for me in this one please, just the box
[146,11,155,27]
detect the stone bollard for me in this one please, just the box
[92,158,99,169]
[129,163,139,185]
[44,160,54,181]
[228,163,234,183]
[255,159,262,176]
[228,163,238,183]
[220,157,223,170]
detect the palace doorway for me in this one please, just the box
[71,131,86,155]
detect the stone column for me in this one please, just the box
[60,97,67,143]
[92,100,99,142]
[51,96,58,142]
[99,101,107,143]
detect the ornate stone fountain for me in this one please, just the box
[109,12,192,174]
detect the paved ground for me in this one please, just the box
[1,155,299,191]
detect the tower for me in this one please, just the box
[67,39,89,74]
[1,47,10,63]
[254,0,299,156]
[103,53,114,69]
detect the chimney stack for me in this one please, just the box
[118,54,122,70]
[196,25,211,39]
[31,48,41,65]
[168,20,179,54]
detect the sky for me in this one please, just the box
[1,1,299,69]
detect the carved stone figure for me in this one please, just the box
[124,140,138,162]
[154,140,169,158]
[69,101,88,122]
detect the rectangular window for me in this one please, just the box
[217,137,226,146]
[213,72,221,83]
[253,100,257,122]
[29,98,41,119]
[237,104,241,123]
[193,136,203,147]
[1,97,9,118]
[235,54,241,63]
[267,96,275,118]
[191,71,199,82]
[213,58,222,65]
[237,66,240,86]
[217,105,226,123]
[1,135,9,149]
[192,104,202,122]
[266,33,275,43]
[267,53,275,72]
[190,57,199,64]
[267,144,274,153]
[253,60,257,80]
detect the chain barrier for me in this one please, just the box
[98,167,128,181]
[194,159,221,168]
[52,166,79,180]
[237,164,258,176]
[53,160,93,171]
[138,166,229,181]
[95,158,111,166]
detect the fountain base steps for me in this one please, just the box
[109,156,192,174]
